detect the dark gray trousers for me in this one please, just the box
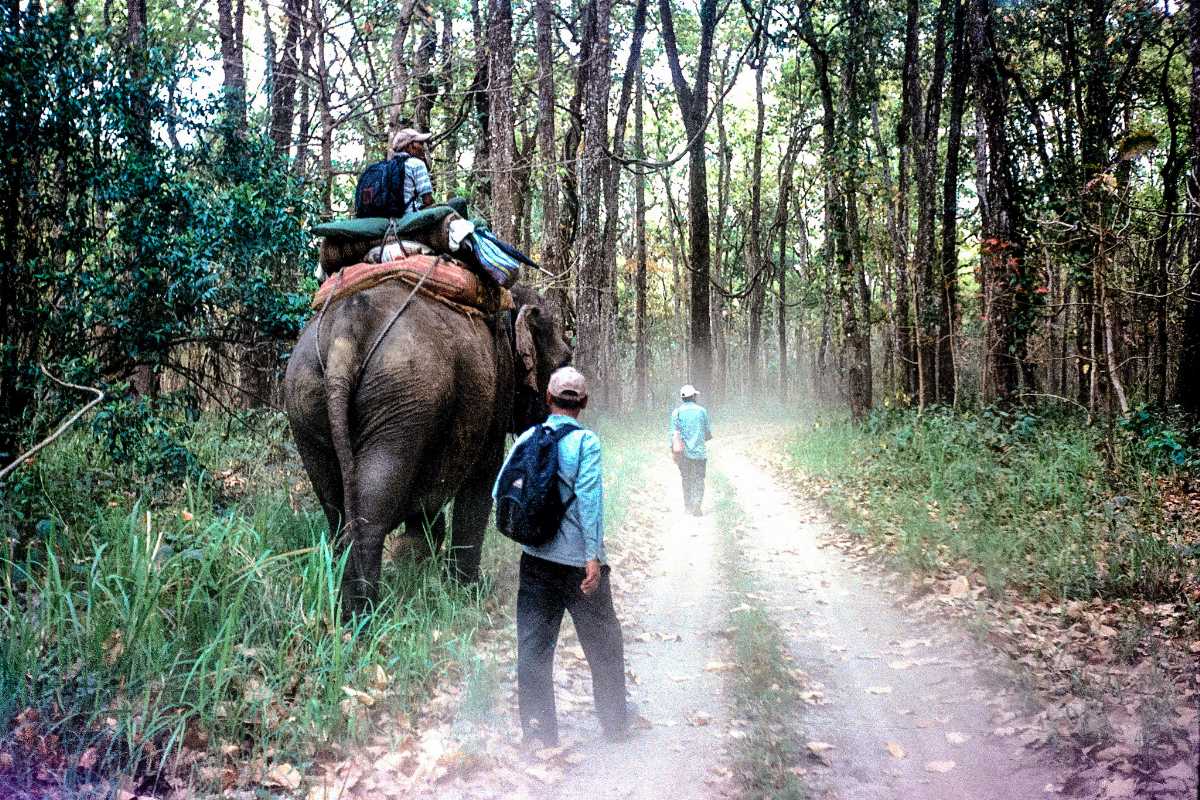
[678,456,707,513]
[516,553,628,744]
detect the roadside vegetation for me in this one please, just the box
[786,405,1200,791]
[788,405,1199,604]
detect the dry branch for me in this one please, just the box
[0,365,106,483]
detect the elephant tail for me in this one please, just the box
[322,331,361,549]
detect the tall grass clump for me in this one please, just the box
[788,406,1197,603]
[0,413,486,792]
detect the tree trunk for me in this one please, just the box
[486,0,516,239]
[659,0,718,392]
[389,0,420,133]
[911,0,951,407]
[893,2,917,400]
[602,0,648,282]
[294,0,313,174]
[970,0,1027,403]
[712,53,732,403]
[437,0,457,189]
[574,0,614,402]
[1179,0,1200,415]
[316,0,334,214]
[634,71,649,409]
[801,0,871,420]
[776,153,795,403]
[746,50,767,398]
[936,0,967,405]
[216,0,247,139]
[413,0,437,131]
[534,0,560,309]
[269,0,302,155]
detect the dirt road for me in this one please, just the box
[419,432,1067,799]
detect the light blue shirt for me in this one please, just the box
[492,415,606,567]
[401,157,434,215]
[670,401,712,460]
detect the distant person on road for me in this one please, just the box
[494,367,633,748]
[669,384,712,516]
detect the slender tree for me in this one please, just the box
[659,0,719,392]
[574,0,615,401]
[486,0,516,238]
[1179,0,1200,415]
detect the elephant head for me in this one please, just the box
[510,285,572,432]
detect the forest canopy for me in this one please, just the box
[4,0,1200,466]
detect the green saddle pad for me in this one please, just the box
[312,197,470,241]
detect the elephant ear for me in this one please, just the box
[514,306,539,393]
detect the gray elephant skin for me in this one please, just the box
[284,282,571,614]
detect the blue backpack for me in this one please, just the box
[354,155,411,218]
[495,425,577,546]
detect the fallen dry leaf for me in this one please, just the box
[885,742,906,759]
[307,782,346,800]
[525,763,561,784]
[265,762,303,790]
[925,760,956,774]
[1100,777,1137,799]
[945,731,969,745]
[947,576,970,597]
[865,685,893,695]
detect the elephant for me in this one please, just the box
[283,281,572,614]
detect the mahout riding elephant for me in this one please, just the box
[284,282,571,614]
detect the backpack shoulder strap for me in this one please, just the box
[550,424,578,444]
[390,154,410,213]
[548,425,586,509]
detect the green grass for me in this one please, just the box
[787,407,1197,603]
[0,414,486,794]
[712,474,808,800]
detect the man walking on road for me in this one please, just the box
[669,384,712,516]
[494,367,632,747]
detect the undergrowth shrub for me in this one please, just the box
[0,415,485,793]
[789,407,1197,603]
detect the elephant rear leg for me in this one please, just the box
[342,451,418,614]
[389,509,447,564]
[450,465,500,584]
[294,436,345,542]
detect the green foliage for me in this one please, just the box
[0,5,317,468]
[1118,406,1197,470]
[0,409,658,791]
[790,408,1196,602]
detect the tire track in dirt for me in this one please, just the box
[554,459,732,798]
[716,434,1068,800]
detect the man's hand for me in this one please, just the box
[580,559,602,595]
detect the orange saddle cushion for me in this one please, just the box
[311,255,512,314]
